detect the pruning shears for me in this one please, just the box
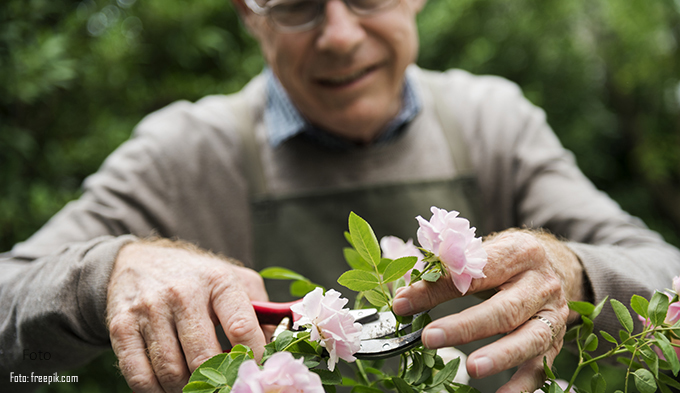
[251,300,424,360]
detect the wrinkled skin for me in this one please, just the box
[393,229,585,393]
[107,242,269,393]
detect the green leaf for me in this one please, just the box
[290,280,320,297]
[337,270,380,291]
[350,386,383,393]
[543,356,555,380]
[659,381,673,393]
[611,299,634,332]
[581,315,594,338]
[454,387,481,393]
[344,231,354,248]
[591,296,609,320]
[639,343,659,378]
[383,256,418,283]
[649,291,670,327]
[633,368,657,393]
[364,367,384,376]
[591,373,606,393]
[377,258,392,275]
[259,267,307,281]
[274,330,295,351]
[223,354,247,386]
[631,294,650,319]
[584,352,599,373]
[229,345,254,359]
[344,248,373,271]
[569,301,595,316]
[619,329,630,344]
[659,372,680,389]
[422,271,442,282]
[654,331,680,375]
[311,368,342,385]
[405,353,423,384]
[392,377,414,393]
[199,368,226,387]
[600,330,617,344]
[348,212,381,267]
[324,385,336,393]
[363,288,389,307]
[413,312,432,331]
[422,349,437,368]
[431,357,460,387]
[548,381,565,393]
[183,381,219,393]
[189,353,231,384]
[585,333,599,352]
[563,325,579,342]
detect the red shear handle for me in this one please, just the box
[251,300,303,325]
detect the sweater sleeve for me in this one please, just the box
[447,69,680,336]
[0,99,224,391]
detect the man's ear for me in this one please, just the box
[231,0,260,37]
[231,0,250,15]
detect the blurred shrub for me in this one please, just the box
[419,0,680,245]
[1,0,679,391]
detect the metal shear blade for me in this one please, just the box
[252,301,424,359]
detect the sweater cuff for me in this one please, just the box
[76,235,138,341]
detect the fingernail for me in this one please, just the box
[472,356,494,378]
[392,298,413,315]
[423,328,446,348]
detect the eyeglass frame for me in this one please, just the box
[243,0,400,32]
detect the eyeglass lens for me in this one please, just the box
[269,0,398,30]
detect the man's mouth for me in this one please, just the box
[316,65,380,87]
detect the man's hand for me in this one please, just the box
[392,229,585,393]
[106,240,268,393]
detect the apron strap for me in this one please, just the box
[227,91,268,197]
[417,70,474,175]
[232,69,474,197]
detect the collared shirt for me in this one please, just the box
[263,68,422,150]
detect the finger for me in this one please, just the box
[419,272,565,348]
[174,300,224,372]
[394,235,548,315]
[496,332,563,393]
[233,266,269,302]
[464,311,562,379]
[109,316,163,393]
[143,312,191,392]
[212,282,267,360]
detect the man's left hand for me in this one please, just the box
[392,229,584,393]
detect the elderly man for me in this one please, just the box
[2,0,679,392]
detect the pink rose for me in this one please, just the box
[232,352,324,393]
[290,288,362,371]
[380,236,425,283]
[673,276,680,295]
[416,206,487,294]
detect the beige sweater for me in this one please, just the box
[3,66,679,389]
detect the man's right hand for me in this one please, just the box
[106,240,268,393]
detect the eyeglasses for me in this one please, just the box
[244,0,400,32]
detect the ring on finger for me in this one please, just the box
[529,315,556,342]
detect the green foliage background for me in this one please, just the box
[1,0,679,392]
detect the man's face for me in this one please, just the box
[246,0,425,142]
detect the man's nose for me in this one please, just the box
[316,0,366,54]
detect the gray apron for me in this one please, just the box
[238,72,511,391]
